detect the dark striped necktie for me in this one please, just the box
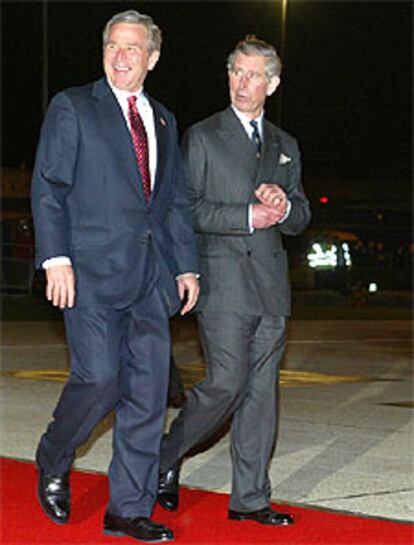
[250,120,262,159]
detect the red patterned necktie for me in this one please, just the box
[128,95,151,202]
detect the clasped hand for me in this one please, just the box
[252,183,288,229]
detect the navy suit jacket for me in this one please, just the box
[31,77,199,312]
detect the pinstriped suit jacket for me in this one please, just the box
[182,107,311,317]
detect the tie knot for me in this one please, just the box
[250,120,261,139]
[128,95,139,115]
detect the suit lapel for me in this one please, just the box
[91,78,147,200]
[148,97,169,203]
[255,119,281,187]
[216,108,258,182]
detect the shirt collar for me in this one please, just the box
[107,78,150,110]
[231,105,264,138]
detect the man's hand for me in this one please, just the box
[255,183,287,211]
[252,183,288,229]
[252,204,287,229]
[46,265,76,309]
[177,275,200,315]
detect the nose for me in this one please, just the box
[114,48,127,64]
[238,75,249,90]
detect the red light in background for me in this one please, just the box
[319,196,329,204]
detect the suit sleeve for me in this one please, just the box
[31,92,78,267]
[166,117,200,275]
[182,127,251,236]
[277,138,311,236]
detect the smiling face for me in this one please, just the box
[103,22,159,92]
[228,52,280,119]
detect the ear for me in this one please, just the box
[148,50,160,71]
[266,75,280,97]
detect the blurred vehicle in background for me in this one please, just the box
[1,212,35,294]
[286,228,412,299]
[1,167,35,295]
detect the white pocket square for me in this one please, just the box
[279,153,291,165]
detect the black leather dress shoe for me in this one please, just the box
[103,512,174,543]
[157,468,179,511]
[228,506,294,526]
[37,469,70,524]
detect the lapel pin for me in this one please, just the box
[160,117,167,127]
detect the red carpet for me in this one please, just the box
[1,458,412,544]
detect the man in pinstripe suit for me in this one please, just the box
[158,35,311,526]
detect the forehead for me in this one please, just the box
[107,22,149,43]
[232,52,267,72]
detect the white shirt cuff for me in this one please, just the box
[42,256,72,269]
[279,200,292,223]
[248,205,254,233]
[176,272,200,279]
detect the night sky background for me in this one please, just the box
[3,0,412,207]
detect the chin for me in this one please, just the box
[235,99,249,109]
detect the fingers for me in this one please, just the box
[255,183,286,208]
[177,279,186,301]
[180,299,192,315]
[45,265,76,309]
[256,189,284,206]
[177,276,200,315]
[180,284,199,315]
[252,203,287,229]
[256,191,287,212]
[256,183,281,199]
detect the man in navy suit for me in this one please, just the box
[31,10,199,543]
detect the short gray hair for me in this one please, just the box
[227,35,282,79]
[102,10,162,54]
